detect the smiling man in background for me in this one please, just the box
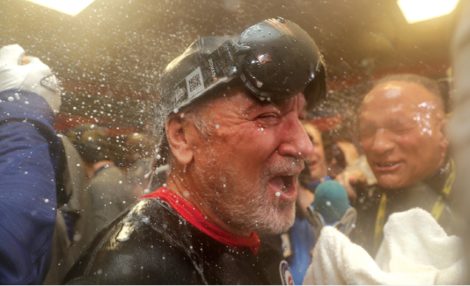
[63,17,326,284]
[350,74,455,255]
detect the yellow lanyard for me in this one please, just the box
[373,159,456,253]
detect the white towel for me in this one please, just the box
[303,208,466,285]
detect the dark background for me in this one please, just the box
[0,0,464,136]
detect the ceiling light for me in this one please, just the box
[26,0,95,16]
[397,0,459,24]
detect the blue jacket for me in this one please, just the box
[0,89,60,284]
[288,216,316,285]
[289,176,332,284]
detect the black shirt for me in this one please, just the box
[63,187,291,284]
[351,159,457,256]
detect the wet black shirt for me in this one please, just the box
[63,188,290,284]
[351,159,457,256]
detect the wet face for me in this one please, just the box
[360,81,448,189]
[303,124,327,181]
[189,86,313,234]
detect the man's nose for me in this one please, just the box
[370,129,395,154]
[277,118,314,161]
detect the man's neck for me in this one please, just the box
[423,157,451,194]
[165,168,252,239]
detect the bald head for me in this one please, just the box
[363,80,446,122]
[372,74,445,113]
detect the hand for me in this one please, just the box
[335,169,367,202]
[0,44,61,112]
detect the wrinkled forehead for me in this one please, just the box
[362,81,443,114]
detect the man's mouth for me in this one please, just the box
[307,160,320,170]
[268,174,297,202]
[374,161,402,171]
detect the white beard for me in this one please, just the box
[195,156,299,235]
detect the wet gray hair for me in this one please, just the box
[157,99,214,166]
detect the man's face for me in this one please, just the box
[303,124,327,181]
[188,86,313,234]
[360,81,448,189]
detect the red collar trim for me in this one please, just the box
[140,187,260,255]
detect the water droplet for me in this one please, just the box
[73,234,82,242]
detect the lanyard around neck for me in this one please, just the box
[373,159,456,253]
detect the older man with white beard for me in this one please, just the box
[63,17,327,285]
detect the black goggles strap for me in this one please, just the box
[172,40,250,109]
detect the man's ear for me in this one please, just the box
[165,114,194,165]
[438,118,450,149]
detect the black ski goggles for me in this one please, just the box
[168,18,327,112]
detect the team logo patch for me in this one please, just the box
[279,260,294,285]
[185,66,204,99]
[174,87,187,103]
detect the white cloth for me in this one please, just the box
[303,208,466,285]
[0,44,61,112]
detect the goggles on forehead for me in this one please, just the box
[160,17,327,114]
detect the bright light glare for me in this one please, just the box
[398,0,459,24]
[26,0,95,16]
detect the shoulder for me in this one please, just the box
[63,198,204,284]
